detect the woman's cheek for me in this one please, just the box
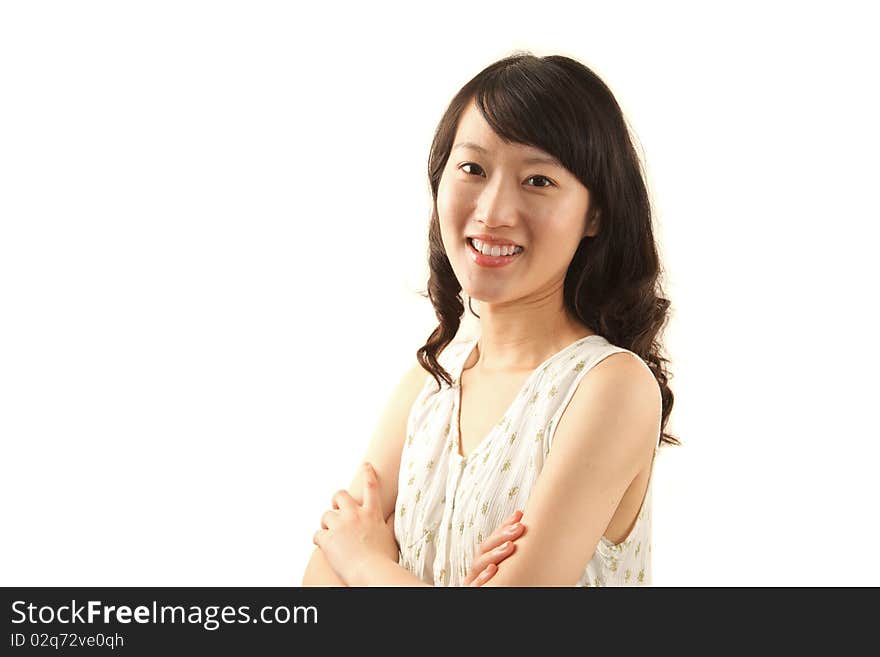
[439,176,474,213]
[436,183,455,222]
[437,195,465,246]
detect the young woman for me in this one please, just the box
[303,52,678,587]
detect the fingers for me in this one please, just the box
[468,563,497,587]
[463,510,526,586]
[331,489,357,512]
[480,514,525,555]
[502,509,523,527]
[320,509,339,530]
[322,467,380,534]
[466,539,516,584]
[361,462,381,515]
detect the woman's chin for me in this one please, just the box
[463,287,511,305]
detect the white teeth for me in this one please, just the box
[471,238,523,257]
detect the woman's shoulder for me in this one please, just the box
[583,349,661,415]
[401,358,434,399]
[572,348,663,453]
[544,343,660,449]
[575,339,657,394]
[590,347,651,375]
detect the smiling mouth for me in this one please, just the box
[466,237,524,257]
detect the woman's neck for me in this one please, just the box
[467,304,594,374]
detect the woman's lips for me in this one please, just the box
[466,238,523,268]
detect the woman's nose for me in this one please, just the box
[475,177,521,227]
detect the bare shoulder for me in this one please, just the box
[400,359,433,397]
[391,360,435,422]
[590,350,661,406]
[561,349,661,456]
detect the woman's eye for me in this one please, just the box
[460,162,485,176]
[526,175,554,188]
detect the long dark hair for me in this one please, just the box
[416,52,679,448]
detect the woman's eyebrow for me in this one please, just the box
[452,141,563,168]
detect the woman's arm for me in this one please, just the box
[349,556,432,587]
[479,352,661,587]
[302,547,346,586]
[302,512,398,586]
[301,360,429,586]
[346,510,527,587]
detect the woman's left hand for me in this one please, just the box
[312,462,399,585]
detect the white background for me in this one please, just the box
[1,1,877,586]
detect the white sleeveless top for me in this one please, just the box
[394,333,658,587]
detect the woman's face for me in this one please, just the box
[437,99,598,306]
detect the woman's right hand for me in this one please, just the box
[464,510,526,587]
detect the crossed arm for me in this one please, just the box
[301,360,425,587]
[304,351,660,587]
[302,514,408,586]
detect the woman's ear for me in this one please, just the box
[584,208,601,238]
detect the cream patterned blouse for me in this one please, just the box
[394,333,658,587]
